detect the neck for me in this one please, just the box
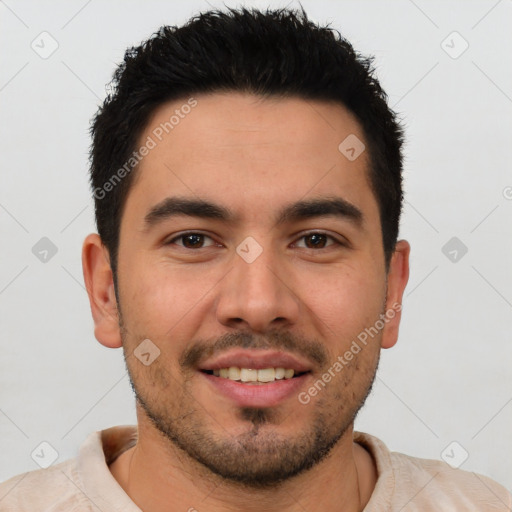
[110,418,377,512]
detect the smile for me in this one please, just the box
[202,367,308,383]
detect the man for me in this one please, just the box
[1,6,510,511]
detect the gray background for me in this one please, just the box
[1,0,511,494]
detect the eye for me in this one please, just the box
[167,232,217,249]
[294,232,340,249]
[166,231,342,250]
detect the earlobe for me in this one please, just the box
[381,240,410,349]
[82,233,122,349]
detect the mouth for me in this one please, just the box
[201,367,310,384]
[198,350,313,407]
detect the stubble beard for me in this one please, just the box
[122,329,381,489]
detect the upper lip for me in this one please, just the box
[198,349,313,373]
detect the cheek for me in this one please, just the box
[299,264,385,339]
[118,257,219,339]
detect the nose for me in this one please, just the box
[215,243,301,333]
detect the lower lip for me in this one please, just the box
[200,372,310,408]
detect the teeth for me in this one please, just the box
[240,368,258,382]
[275,367,285,380]
[257,368,275,383]
[209,367,296,383]
[228,366,240,380]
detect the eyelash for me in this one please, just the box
[166,231,344,250]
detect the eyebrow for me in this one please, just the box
[143,196,363,230]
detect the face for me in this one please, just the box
[85,92,409,487]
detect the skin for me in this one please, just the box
[82,92,409,512]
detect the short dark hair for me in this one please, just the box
[89,6,404,278]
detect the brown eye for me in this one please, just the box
[295,232,337,249]
[304,233,328,248]
[168,233,215,249]
[182,234,205,248]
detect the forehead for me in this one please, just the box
[124,92,378,225]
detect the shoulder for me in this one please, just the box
[390,450,511,510]
[355,431,512,511]
[0,427,139,512]
[0,458,92,511]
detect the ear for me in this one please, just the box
[381,240,410,349]
[82,233,122,348]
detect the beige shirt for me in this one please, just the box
[0,425,510,511]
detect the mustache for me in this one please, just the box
[180,329,328,369]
